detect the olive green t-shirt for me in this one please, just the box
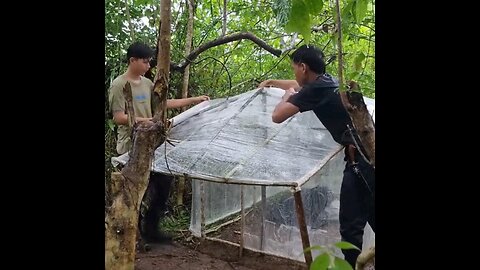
[108,74,154,155]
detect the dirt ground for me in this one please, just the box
[134,242,256,270]
[135,239,307,270]
[133,192,344,270]
[134,204,344,270]
[134,219,307,270]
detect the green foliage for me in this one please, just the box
[272,0,292,27]
[306,241,360,270]
[160,206,191,232]
[355,0,368,24]
[285,0,312,43]
[279,0,375,98]
[305,0,324,15]
[311,253,330,269]
[105,0,374,102]
[334,241,361,250]
[285,0,325,43]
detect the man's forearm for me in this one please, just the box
[262,80,300,90]
[113,112,151,125]
[166,98,196,109]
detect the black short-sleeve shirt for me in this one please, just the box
[288,74,355,145]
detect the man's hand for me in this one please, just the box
[258,79,272,88]
[258,79,300,91]
[193,95,210,104]
[282,88,296,101]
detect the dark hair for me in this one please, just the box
[126,42,154,64]
[290,45,326,74]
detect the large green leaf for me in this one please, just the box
[285,0,312,43]
[353,52,366,71]
[351,71,361,81]
[356,0,368,24]
[334,241,361,250]
[310,253,330,270]
[330,257,353,270]
[305,0,323,15]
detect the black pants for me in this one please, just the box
[138,172,174,236]
[340,149,375,267]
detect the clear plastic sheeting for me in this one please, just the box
[111,87,375,262]
[241,153,374,262]
[189,152,374,262]
[112,88,354,186]
[189,181,285,237]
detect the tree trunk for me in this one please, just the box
[104,83,166,269]
[345,82,375,167]
[180,0,194,109]
[176,0,194,207]
[152,0,172,124]
[334,0,375,167]
[105,0,172,269]
[222,0,227,36]
[125,0,135,42]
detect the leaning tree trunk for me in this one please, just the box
[334,0,375,168]
[176,0,195,207]
[105,1,172,269]
[105,83,167,269]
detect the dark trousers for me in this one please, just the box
[138,172,174,236]
[340,149,375,267]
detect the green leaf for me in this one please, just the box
[341,1,354,22]
[330,257,353,270]
[354,52,366,71]
[310,253,330,270]
[356,0,368,24]
[107,119,115,131]
[304,0,323,15]
[334,241,361,251]
[348,71,360,80]
[285,0,311,43]
[330,33,337,48]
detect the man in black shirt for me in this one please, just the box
[259,45,375,267]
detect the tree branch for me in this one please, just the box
[171,32,282,71]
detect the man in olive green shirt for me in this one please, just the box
[108,42,209,245]
[109,44,209,156]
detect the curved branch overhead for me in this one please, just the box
[151,32,282,72]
